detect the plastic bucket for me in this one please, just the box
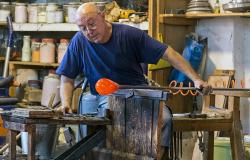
[214,137,232,160]
[21,124,60,160]
[245,135,250,159]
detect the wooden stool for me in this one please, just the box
[173,90,250,160]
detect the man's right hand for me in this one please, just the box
[56,105,73,115]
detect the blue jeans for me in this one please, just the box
[161,105,172,147]
[78,92,108,138]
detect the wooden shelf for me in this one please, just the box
[0,57,21,61]
[0,22,7,26]
[160,13,250,19]
[12,21,148,31]
[9,61,59,67]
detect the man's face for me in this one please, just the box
[76,13,106,43]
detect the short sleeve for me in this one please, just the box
[132,30,168,64]
[56,33,84,79]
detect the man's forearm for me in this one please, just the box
[60,75,74,108]
[162,46,201,82]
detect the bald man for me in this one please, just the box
[56,2,211,156]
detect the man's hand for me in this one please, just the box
[56,105,73,115]
[193,79,212,95]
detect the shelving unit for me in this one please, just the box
[9,61,59,78]
[160,12,250,19]
[0,22,6,26]
[12,21,148,31]
[2,21,148,76]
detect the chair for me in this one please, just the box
[173,90,249,160]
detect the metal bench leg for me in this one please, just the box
[55,127,106,160]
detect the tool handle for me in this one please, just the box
[7,16,14,48]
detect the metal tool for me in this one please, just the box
[3,16,14,78]
[95,78,250,96]
[55,128,105,160]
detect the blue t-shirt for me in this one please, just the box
[56,23,167,95]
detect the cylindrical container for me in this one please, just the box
[55,10,63,23]
[22,36,31,62]
[31,38,40,62]
[16,69,38,85]
[0,10,10,22]
[28,3,38,23]
[38,3,47,23]
[65,3,79,23]
[41,73,60,107]
[21,124,60,159]
[57,39,69,63]
[0,2,11,22]
[0,2,11,10]
[40,38,55,63]
[46,3,59,23]
[15,3,27,23]
[63,4,69,23]
[214,137,232,160]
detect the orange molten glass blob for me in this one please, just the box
[95,78,119,95]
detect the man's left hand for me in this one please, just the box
[193,79,212,95]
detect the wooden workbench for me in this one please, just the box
[1,112,111,160]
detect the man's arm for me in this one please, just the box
[162,46,211,94]
[58,75,74,114]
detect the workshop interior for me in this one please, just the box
[0,0,250,159]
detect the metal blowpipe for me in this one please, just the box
[95,78,250,96]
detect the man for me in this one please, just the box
[56,2,211,157]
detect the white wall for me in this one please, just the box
[196,17,250,133]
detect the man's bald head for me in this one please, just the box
[75,2,111,44]
[76,2,99,18]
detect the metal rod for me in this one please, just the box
[3,16,14,78]
[119,85,250,92]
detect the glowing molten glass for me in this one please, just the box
[95,78,119,95]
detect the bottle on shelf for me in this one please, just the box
[57,39,69,63]
[21,36,31,62]
[213,0,220,14]
[40,38,55,63]
[31,38,40,62]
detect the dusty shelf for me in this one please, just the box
[12,21,148,31]
[160,13,250,19]
[9,61,59,67]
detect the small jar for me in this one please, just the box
[65,3,79,23]
[28,3,38,23]
[55,9,63,23]
[38,3,47,23]
[40,38,55,63]
[31,39,40,62]
[46,3,59,23]
[0,2,11,10]
[22,36,31,62]
[0,2,10,22]
[57,39,69,63]
[15,3,27,23]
